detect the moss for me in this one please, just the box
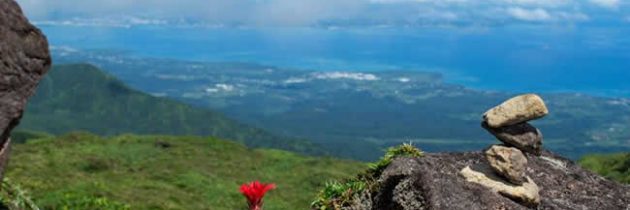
[312,143,423,210]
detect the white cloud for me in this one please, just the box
[313,72,380,81]
[507,7,552,21]
[206,84,235,93]
[503,0,571,7]
[284,78,308,84]
[557,12,590,21]
[14,0,623,27]
[589,0,619,9]
[398,77,411,83]
[33,17,169,28]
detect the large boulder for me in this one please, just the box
[348,151,630,210]
[0,0,51,179]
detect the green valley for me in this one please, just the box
[16,64,322,155]
[53,50,630,161]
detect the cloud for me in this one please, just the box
[502,0,571,7]
[589,0,620,9]
[507,7,552,21]
[13,0,626,27]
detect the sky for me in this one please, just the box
[13,0,630,97]
[15,0,630,27]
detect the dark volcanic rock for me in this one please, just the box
[349,151,630,210]
[0,0,51,179]
[483,122,543,155]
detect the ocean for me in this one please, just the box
[41,25,630,98]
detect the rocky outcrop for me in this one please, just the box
[348,152,630,210]
[0,0,51,179]
[346,94,630,209]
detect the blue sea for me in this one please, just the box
[41,25,630,97]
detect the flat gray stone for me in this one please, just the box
[483,94,548,128]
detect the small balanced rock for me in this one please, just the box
[483,94,548,128]
[482,122,543,155]
[485,145,528,185]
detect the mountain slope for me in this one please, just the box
[17,64,322,155]
[580,153,630,184]
[6,133,365,209]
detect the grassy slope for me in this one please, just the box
[579,153,630,184]
[6,133,365,209]
[18,64,322,155]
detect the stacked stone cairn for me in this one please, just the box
[460,94,548,207]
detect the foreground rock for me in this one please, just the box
[0,0,51,179]
[347,151,630,210]
[483,122,543,155]
[484,145,528,185]
[483,94,548,128]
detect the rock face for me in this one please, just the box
[483,94,548,128]
[0,0,51,179]
[483,122,543,155]
[484,145,528,185]
[348,152,630,210]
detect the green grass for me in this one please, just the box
[312,143,423,210]
[579,153,630,184]
[5,132,365,209]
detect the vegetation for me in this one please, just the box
[312,144,423,209]
[17,64,323,155]
[579,153,630,184]
[61,53,630,161]
[5,132,365,209]
[0,179,40,210]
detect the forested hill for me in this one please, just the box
[16,64,322,155]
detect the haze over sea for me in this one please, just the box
[41,24,630,98]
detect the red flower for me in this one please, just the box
[239,181,276,210]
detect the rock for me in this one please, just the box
[483,94,548,128]
[483,122,543,155]
[460,165,540,207]
[0,0,51,180]
[347,151,630,210]
[485,145,528,185]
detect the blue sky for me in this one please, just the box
[15,0,630,27]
